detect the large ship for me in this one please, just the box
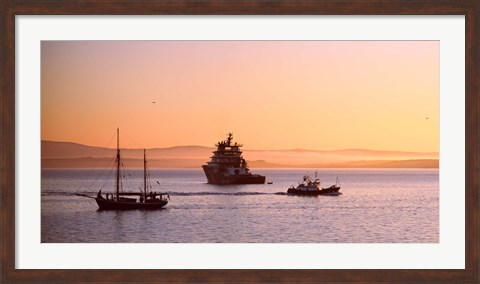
[202,133,267,185]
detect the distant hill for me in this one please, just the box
[41,140,213,159]
[247,159,439,168]
[308,159,439,168]
[255,148,437,157]
[41,140,439,169]
[41,157,206,169]
[41,157,438,169]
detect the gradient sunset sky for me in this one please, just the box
[41,41,439,152]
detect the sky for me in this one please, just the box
[41,41,439,152]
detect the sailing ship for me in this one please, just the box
[287,173,341,196]
[202,133,266,185]
[93,128,169,210]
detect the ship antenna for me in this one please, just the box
[144,149,147,203]
[116,127,120,202]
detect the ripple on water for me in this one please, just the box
[41,168,439,243]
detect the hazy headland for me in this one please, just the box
[41,140,438,169]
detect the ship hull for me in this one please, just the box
[95,198,168,210]
[287,186,341,196]
[202,165,266,185]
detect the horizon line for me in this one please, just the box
[41,139,440,154]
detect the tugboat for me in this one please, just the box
[93,128,169,210]
[287,173,341,196]
[202,133,267,185]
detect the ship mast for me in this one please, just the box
[116,128,120,201]
[144,149,147,203]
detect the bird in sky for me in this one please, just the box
[152,101,156,104]
[426,117,429,120]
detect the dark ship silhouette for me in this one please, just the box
[91,128,169,210]
[287,173,341,196]
[202,133,267,185]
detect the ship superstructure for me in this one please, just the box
[202,133,266,185]
[287,173,341,196]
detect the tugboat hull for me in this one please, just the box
[287,186,341,196]
[95,198,168,210]
[202,166,266,185]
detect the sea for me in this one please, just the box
[41,168,439,243]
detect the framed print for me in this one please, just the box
[1,0,479,283]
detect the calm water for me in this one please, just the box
[41,168,438,243]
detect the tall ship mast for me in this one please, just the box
[202,133,267,185]
[91,128,169,210]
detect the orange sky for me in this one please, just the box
[41,41,439,152]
